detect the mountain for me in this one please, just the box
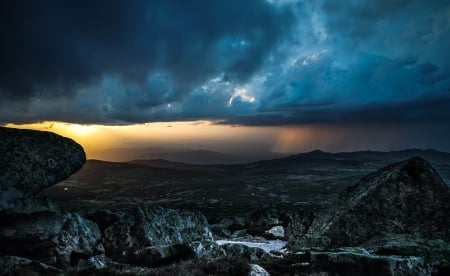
[90,147,285,164]
[288,148,450,163]
[231,148,450,182]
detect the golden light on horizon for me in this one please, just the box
[3,121,283,159]
[3,121,426,159]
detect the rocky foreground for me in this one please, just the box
[1,126,450,275]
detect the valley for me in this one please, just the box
[41,149,450,218]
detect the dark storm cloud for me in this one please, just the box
[0,0,293,103]
[219,94,450,126]
[1,0,450,127]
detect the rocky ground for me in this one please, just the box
[1,126,450,275]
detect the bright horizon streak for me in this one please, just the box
[3,121,285,158]
[4,121,445,159]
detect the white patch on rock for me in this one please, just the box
[265,226,285,238]
[216,239,286,253]
[249,264,270,276]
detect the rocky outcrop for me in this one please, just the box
[249,264,270,276]
[0,127,104,270]
[103,206,223,266]
[2,127,450,275]
[310,248,430,276]
[0,127,85,210]
[258,248,432,276]
[221,243,270,262]
[265,226,285,239]
[0,211,103,267]
[293,157,450,248]
[363,235,450,275]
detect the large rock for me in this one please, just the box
[51,213,104,266]
[103,206,222,266]
[363,235,450,275]
[0,126,85,209]
[249,264,270,276]
[221,243,270,262]
[259,248,430,276]
[310,248,430,276]
[294,157,450,248]
[0,212,104,267]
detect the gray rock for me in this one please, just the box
[265,226,285,239]
[103,206,221,266]
[249,264,270,276]
[295,157,450,248]
[286,211,316,247]
[310,249,430,276]
[221,243,270,261]
[190,239,225,258]
[51,213,104,266]
[363,235,450,275]
[0,212,103,268]
[0,126,85,209]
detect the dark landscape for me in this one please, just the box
[2,126,450,275]
[2,1,450,275]
[42,148,450,218]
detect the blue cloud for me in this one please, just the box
[0,0,449,127]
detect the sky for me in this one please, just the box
[1,0,450,156]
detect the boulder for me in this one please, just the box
[286,211,316,247]
[265,226,285,239]
[221,243,270,261]
[310,249,430,276]
[51,213,104,266]
[249,264,270,276]
[362,234,450,275]
[0,212,103,267]
[103,206,222,266]
[295,157,450,248]
[0,127,85,210]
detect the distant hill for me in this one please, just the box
[260,148,450,183]
[90,147,286,164]
[287,148,450,163]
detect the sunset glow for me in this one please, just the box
[4,121,282,158]
[5,120,450,161]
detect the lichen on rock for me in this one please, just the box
[291,157,450,249]
[102,206,222,266]
[0,127,85,210]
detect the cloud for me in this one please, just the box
[1,0,450,127]
[0,0,294,102]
